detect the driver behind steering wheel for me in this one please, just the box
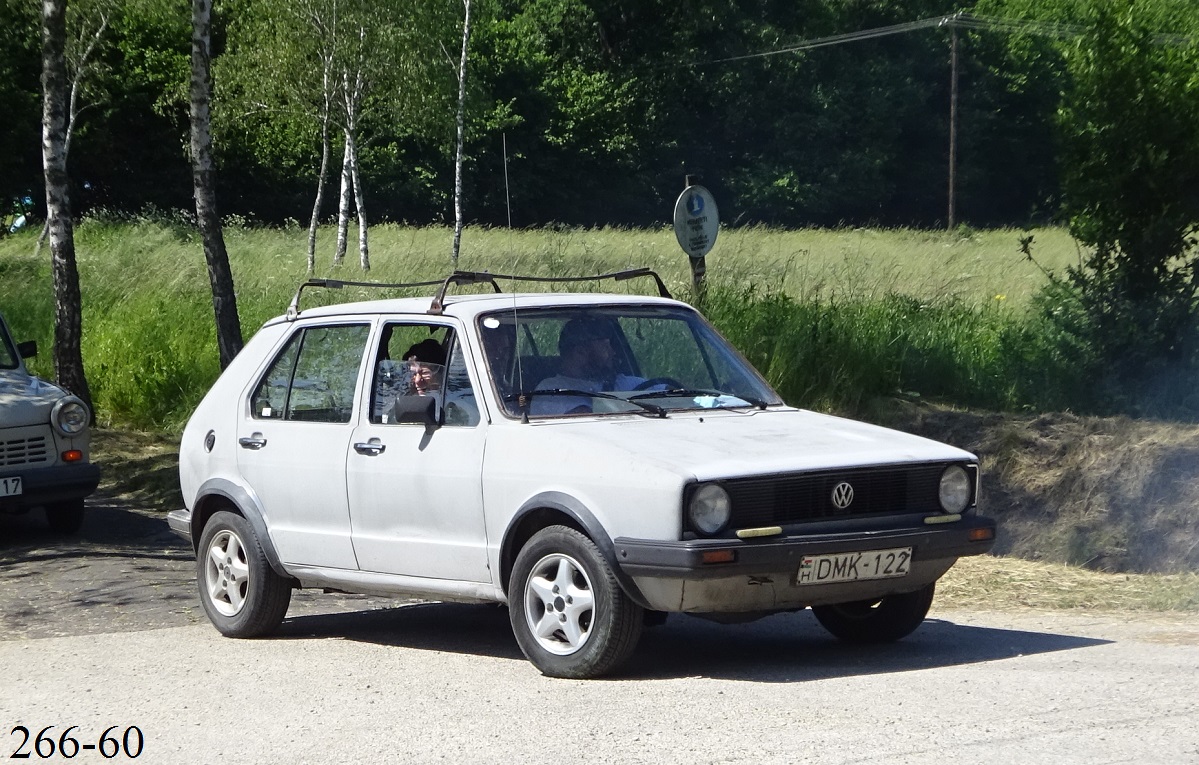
[531,317,663,415]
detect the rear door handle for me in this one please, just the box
[353,440,386,456]
[238,435,267,450]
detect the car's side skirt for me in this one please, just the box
[287,565,506,605]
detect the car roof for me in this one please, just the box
[268,291,695,327]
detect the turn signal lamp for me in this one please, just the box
[62,450,83,463]
[968,527,995,542]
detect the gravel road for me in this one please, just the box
[3,497,1199,764]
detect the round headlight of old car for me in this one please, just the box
[52,397,90,436]
[689,483,731,535]
[938,465,972,513]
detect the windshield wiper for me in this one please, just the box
[627,388,769,410]
[507,389,667,419]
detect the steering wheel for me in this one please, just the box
[633,376,684,391]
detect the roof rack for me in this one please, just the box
[427,268,672,314]
[286,269,674,319]
[285,277,446,320]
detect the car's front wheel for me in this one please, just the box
[509,525,643,678]
[811,583,936,643]
[196,511,292,638]
[45,498,85,534]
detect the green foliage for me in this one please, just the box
[1034,4,1199,401]
[0,0,41,217]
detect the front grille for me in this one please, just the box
[1,436,50,467]
[723,463,955,527]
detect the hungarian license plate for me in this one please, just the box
[797,547,912,585]
[0,476,22,498]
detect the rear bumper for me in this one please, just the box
[167,508,192,543]
[614,515,996,579]
[0,462,100,511]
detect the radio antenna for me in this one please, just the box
[503,132,512,229]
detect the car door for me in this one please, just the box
[346,321,490,582]
[236,321,371,570]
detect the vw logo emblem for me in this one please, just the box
[831,482,855,510]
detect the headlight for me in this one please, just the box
[688,483,731,535]
[939,465,972,513]
[52,397,90,436]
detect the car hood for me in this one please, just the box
[0,369,66,429]
[530,406,975,481]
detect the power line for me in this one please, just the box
[682,11,1194,69]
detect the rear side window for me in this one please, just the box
[251,324,370,423]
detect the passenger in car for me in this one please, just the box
[402,339,446,396]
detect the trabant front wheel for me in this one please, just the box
[509,525,643,678]
[197,511,292,638]
[812,583,936,643]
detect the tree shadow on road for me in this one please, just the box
[272,601,1110,682]
[0,495,189,564]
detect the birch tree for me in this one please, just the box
[219,0,453,272]
[41,0,92,407]
[35,0,110,255]
[450,0,472,268]
[332,34,368,269]
[191,0,242,368]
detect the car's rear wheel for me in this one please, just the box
[509,525,643,678]
[811,583,936,643]
[197,511,291,638]
[45,498,85,534]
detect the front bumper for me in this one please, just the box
[0,462,101,511]
[613,515,996,612]
[615,515,995,579]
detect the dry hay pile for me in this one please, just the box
[889,404,1199,574]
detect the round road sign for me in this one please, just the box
[673,185,719,258]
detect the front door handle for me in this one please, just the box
[238,434,267,450]
[353,439,386,456]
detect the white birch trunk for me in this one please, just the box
[334,135,351,265]
[36,11,107,258]
[348,132,369,271]
[41,0,91,406]
[190,0,243,368]
[307,109,331,274]
[451,0,473,269]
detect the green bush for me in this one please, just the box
[701,283,1088,416]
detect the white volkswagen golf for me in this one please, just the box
[172,270,995,678]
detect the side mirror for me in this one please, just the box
[388,394,441,434]
[17,340,36,359]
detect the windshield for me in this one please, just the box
[477,304,782,418]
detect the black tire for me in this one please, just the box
[509,525,643,678]
[196,511,292,638]
[45,498,85,534]
[811,583,936,643]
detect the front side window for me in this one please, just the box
[370,323,479,427]
[251,324,370,423]
[478,305,782,418]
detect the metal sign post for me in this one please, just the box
[673,177,719,298]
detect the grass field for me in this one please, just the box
[0,220,1083,429]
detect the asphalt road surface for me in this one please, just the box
[3,498,1198,764]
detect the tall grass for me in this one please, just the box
[0,219,1080,430]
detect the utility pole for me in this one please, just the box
[947,21,959,230]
